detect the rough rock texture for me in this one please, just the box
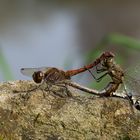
[0,80,140,140]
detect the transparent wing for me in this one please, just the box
[20,67,51,77]
[124,76,140,96]
[113,64,140,97]
[123,64,140,96]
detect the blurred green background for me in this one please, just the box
[0,0,139,89]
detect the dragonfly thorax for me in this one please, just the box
[43,68,71,83]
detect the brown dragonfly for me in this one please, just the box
[21,51,114,84]
[74,53,140,111]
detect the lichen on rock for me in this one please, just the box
[0,80,139,140]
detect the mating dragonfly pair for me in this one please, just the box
[21,52,140,111]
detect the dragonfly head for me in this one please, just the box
[103,51,115,58]
[32,71,44,83]
[103,56,114,68]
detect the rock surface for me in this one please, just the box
[0,80,140,140]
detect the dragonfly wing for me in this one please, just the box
[20,67,51,77]
[124,74,140,96]
[115,65,140,97]
[123,65,140,96]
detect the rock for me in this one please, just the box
[0,80,139,140]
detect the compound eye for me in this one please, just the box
[32,71,44,83]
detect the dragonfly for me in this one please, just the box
[81,53,140,111]
[21,51,114,85]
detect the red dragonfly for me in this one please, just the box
[21,51,114,84]
[74,53,140,111]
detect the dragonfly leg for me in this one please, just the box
[62,83,73,97]
[84,66,102,82]
[86,68,99,81]
[43,84,65,98]
[55,82,73,97]
[43,83,52,98]
[43,81,66,98]
[93,72,108,83]
[84,65,108,82]
[96,65,107,73]
[20,91,31,101]
[15,84,41,101]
